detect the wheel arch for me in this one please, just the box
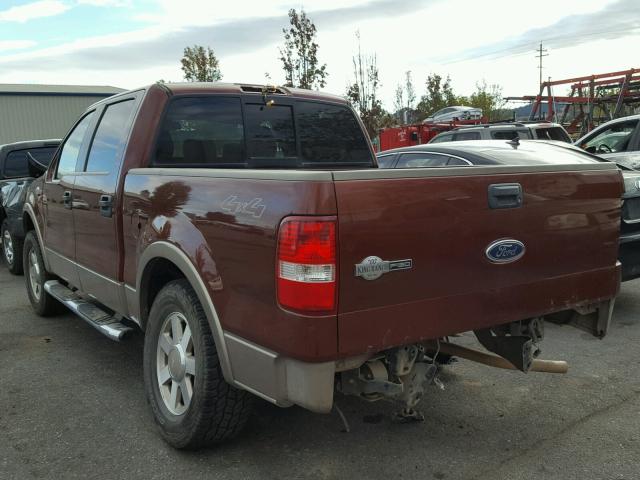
[136,241,234,383]
[22,205,49,271]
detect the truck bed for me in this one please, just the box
[123,163,622,362]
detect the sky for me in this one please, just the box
[0,0,639,110]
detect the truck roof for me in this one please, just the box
[92,82,349,108]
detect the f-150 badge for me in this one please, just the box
[485,239,525,264]
[355,256,413,281]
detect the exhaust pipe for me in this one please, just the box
[433,342,569,374]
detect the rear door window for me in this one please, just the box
[453,131,481,141]
[447,156,471,166]
[395,152,448,168]
[85,100,136,175]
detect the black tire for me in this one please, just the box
[143,279,252,449]
[23,231,59,316]
[2,219,24,275]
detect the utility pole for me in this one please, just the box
[535,42,549,88]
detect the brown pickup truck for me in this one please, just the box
[22,83,622,449]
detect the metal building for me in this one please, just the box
[0,84,124,145]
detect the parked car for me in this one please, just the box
[0,139,60,274]
[575,115,640,280]
[423,105,483,123]
[574,114,640,170]
[377,139,640,280]
[23,83,621,449]
[428,122,572,144]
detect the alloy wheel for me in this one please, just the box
[156,312,196,416]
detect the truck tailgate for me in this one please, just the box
[334,165,622,356]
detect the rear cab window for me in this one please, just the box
[153,96,373,169]
[534,126,571,143]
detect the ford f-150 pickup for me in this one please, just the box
[21,83,623,449]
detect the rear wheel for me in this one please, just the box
[2,220,23,275]
[143,279,252,449]
[23,231,59,316]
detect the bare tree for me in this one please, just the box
[346,32,387,138]
[181,45,222,82]
[279,9,328,89]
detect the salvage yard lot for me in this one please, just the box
[1,264,639,480]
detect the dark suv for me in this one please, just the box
[1,139,60,273]
[429,122,572,144]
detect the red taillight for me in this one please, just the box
[277,216,337,314]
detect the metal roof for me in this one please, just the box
[0,84,124,96]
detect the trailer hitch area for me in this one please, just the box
[474,318,544,373]
[338,345,445,422]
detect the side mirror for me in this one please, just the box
[584,145,597,154]
[26,151,48,177]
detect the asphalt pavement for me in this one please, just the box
[1,264,639,480]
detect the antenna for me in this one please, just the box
[535,42,549,88]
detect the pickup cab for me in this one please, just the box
[22,83,623,449]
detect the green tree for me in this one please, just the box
[279,9,328,89]
[346,33,387,138]
[180,45,222,82]
[416,73,460,120]
[469,80,506,121]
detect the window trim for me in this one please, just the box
[149,93,374,169]
[51,109,98,182]
[81,97,138,175]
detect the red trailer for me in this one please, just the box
[376,118,487,152]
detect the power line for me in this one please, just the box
[535,42,548,88]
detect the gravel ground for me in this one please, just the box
[1,265,639,480]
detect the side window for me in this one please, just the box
[154,97,244,167]
[453,131,481,141]
[3,150,30,178]
[395,152,448,168]
[376,154,396,168]
[492,130,521,140]
[447,157,470,166]
[582,120,639,153]
[430,134,453,144]
[85,100,136,174]
[56,112,94,179]
[536,127,571,143]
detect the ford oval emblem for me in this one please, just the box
[485,239,525,264]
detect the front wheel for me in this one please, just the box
[2,220,23,275]
[143,279,252,449]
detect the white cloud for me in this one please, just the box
[0,40,37,51]
[0,0,70,22]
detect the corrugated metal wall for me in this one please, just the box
[0,95,107,144]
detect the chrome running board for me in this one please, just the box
[44,280,133,341]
